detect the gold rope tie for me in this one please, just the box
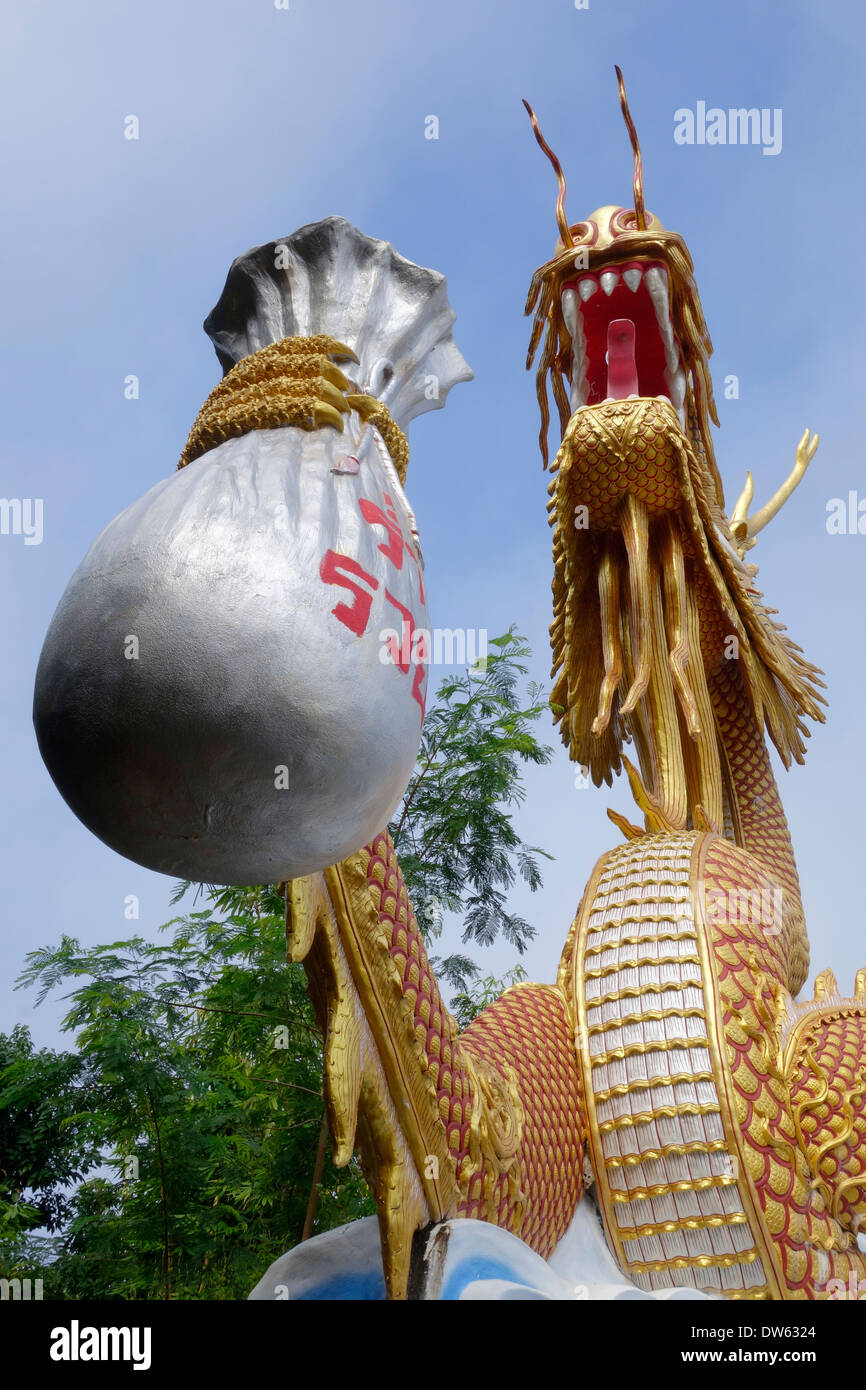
[177,333,410,483]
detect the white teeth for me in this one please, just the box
[563,263,685,424]
[561,288,588,409]
[663,366,687,428]
[645,266,671,328]
[665,364,686,411]
[562,287,578,338]
[644,264,668,301]
[644,265,680,372]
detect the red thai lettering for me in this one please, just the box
[319,550,379,636]
[384,592,414,673]
[358,495,404,569]
[385,590,427,717]
[411,660,427,719]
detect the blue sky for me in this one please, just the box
[2,0,865,1046]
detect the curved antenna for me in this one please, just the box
[614,65,647,231]
[522,98,574,248]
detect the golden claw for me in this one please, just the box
[322,337,359,365]
[621,754,681,833]
[607,807,645,841]
[345,392,381,421]
[319,359,353,393]
[315,378,353,415]
[311,402,346,433]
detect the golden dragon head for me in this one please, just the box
[523,71,826,834]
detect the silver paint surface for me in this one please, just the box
[33,220,472,883]
[204,216,474,432]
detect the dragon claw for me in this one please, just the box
[325,338,360,365]
[621,754,682,833]
[319,359,353,393]
[311,402,346,433]
[316,379,353,415]
[345,392,380,421]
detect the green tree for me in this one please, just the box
[1,630,555,1297]
[450,964,530,1029]
[390,628,554,992]
[0,1025,102,1238]
[7,895,371,1299]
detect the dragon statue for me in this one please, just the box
[32,71,866,1302]
[275,74,866,1301]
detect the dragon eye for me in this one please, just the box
[612,208,639,234]
[568,221,598,258]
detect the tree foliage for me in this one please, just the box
[390,628,553,993]
[2,894,371,1298]
[0,631,554,1296]
[0,1025,101,1238]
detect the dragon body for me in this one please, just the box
[285,88,866,1300]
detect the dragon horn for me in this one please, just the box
[522,98,574,249]
[615,65,647,232]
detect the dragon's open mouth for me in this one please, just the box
[561,259,686,425]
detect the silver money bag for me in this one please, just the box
[33,218,472,883]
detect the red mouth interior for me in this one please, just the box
[564,260,671,405]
